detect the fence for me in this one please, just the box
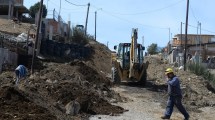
[52,9,66,23]
[40,40,92,59]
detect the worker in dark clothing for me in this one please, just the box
[161,68,189,120]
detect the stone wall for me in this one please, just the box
[40,40,92,59]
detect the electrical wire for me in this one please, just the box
[48,0,83,11]
[190,5,198,22]
[187,24,215,34]
[65,0,87,7]
[92,5,168,30]
[47,1,215,34]
[95,2,214,34]
[59,7,82,11]
[98,0,185,15]
[48,0,60,8]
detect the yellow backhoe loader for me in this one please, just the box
[111,28,149,85]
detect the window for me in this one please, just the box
[118,45,123,59]
[124,46,130,56]
[139,47,144,64]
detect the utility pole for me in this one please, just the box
[171,33,172,40]
[168,28,171,53]
[167,28,171,54]
[180,22,183,51]
[95,11,97,41]
[47,0,49,11]
[53,8,55,20]
[59,0,61,15]
[169,28,171,42]
[85,3,90,35]
[31,0,44,74]
[199,22,202,55]
[107,41,109,48]
[196,21,199,53]
[183,0,189,71]
[142,36,144,47]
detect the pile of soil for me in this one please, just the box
[0,86,56,120]
[0,40,124,120]
[146,55,215,112]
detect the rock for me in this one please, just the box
[65,100,80,116]
[46,79,52,83]
[179,66,184,70]
[53,80,58,83]
[46,79,57,84]
[103,91,108,96]
[110,98,117,103]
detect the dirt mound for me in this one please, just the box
[70,60,111,85]
[0,86,56,120]
[177,71,215,110]
[146,55,215,113]
[0,41,124,119]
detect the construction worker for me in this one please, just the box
[15,65,27,85]
[161,68,189,120]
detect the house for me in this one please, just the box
[187,43,215,61]
[43,13,72,42]
[167,34,215,64]
[0,0,29,19]
[172,34,215,47]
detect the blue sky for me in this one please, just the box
[24,0,215,50]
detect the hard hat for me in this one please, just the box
[165,68,173,75]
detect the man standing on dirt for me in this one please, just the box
[161,68,189,120]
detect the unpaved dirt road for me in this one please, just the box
[90,81,215,120]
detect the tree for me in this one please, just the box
[147,43,158,55]
[29,2,47,18]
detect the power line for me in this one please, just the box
[201,28,215,34]
[92,3,215,34]
[92,5,168,30]
[48,0,83,11]
[98,0,185,15]
[48,0,60,8]
[59,7,82,11]
[189,2,215,34]
[65,0,87,7]
[190,5,198,22]
[59,0,61,15]
[187,24,215,34]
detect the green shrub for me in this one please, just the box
[188,63,206,75]
[71,27,93,45]
[188,63,215,85]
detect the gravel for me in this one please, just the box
[90,85,183,120]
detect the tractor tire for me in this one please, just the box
[139,70,147,86]
[112,67,121,84]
